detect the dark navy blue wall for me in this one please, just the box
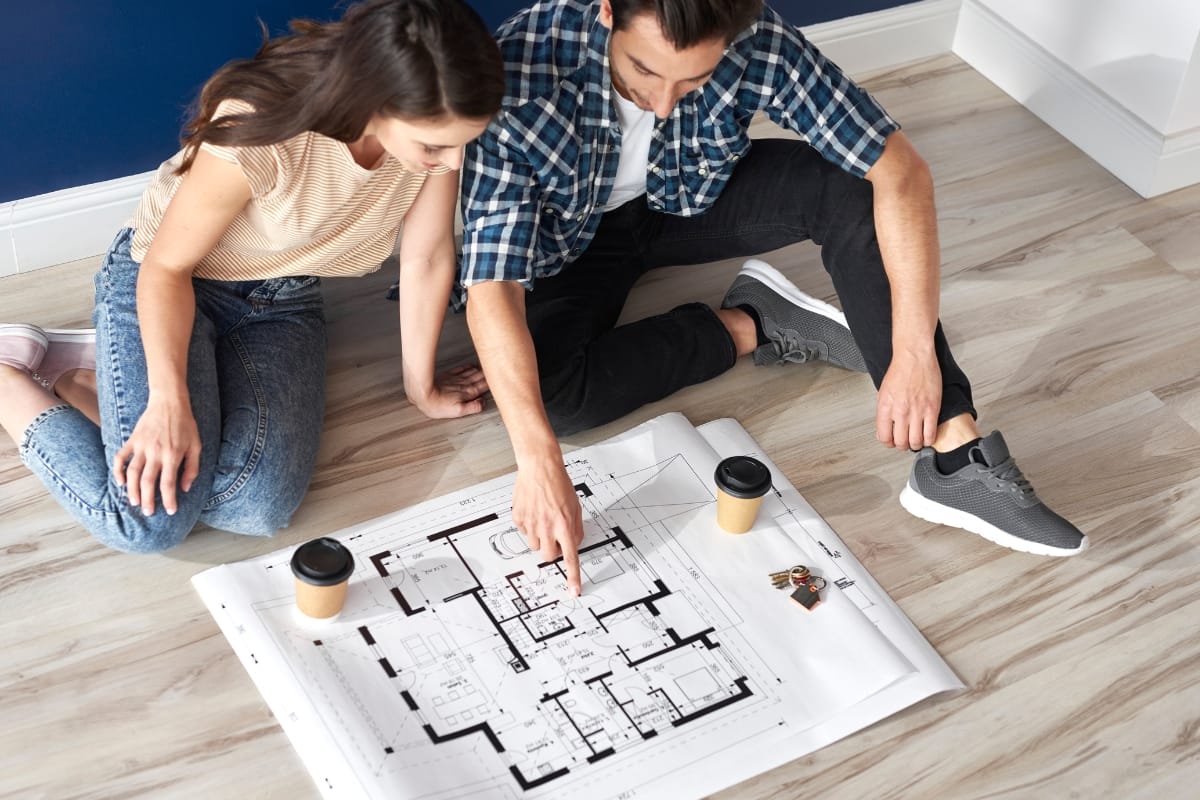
[0,1,906,203]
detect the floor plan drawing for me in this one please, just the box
[194,413,962,800]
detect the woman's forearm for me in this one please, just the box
[136,263,197,404]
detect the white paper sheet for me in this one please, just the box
[193,413,961,799]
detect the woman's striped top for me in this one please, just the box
[128,100,444,280]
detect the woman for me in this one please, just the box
[0,0,504,552]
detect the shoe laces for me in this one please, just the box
[765,331,821,365]
[973,454,1037,501]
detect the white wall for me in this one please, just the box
[1170,35,1200,133]
[973,0,1200,134]
[955,0,1200,197]
[0,0,963,277]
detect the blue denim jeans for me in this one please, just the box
[19,228,327,552]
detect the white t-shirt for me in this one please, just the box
[604,89,655,211]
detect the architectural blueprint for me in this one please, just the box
[193,413,962,799]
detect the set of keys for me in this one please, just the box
[769,565,827,611]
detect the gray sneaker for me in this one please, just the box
[721,259,867,372]
[900,431,1088,556]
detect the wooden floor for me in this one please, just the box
[2,54,1199,799]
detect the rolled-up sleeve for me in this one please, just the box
[759,15,899,177]
[459,117,542,294]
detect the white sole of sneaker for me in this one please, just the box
[739,259,850,327]
[0,323,49,348]
[899,484,1088,557]
[43,328,97,344]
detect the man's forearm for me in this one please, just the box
[865,131,949,448]
[465,281,561,465]
[868,132,941,354]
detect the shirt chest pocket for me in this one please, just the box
[537,191,590,257]
[540,197,588,226]
[538,167,596,224]
[693,121,750,179]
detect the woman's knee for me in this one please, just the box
[200,467,311,536]
[203,501,298,537]
[93,506,198,554]
[201,503,298,537]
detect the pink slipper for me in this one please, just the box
[31,328,96,390]
[0,323,49,373]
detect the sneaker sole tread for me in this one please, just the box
[0,323,50,347]
[43,328,96,340]
[899,484,1087,557]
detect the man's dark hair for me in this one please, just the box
[609,0,764,48]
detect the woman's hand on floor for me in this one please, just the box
[409,363,489,419]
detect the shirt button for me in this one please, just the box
[698,168,707,176]
[650,166,661,174]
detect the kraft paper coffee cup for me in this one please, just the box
[291,537,355,620]
[714,456,772,534]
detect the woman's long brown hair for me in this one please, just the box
[175,0,504,173]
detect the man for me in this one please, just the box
[458,0,1087,596]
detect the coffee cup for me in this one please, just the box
[714,455,772,534]
[291,537,355,620]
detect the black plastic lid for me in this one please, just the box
[290,537,355,586]
[714,455,772,499]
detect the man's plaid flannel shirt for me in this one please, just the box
[456,0,899,308]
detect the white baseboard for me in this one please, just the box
[1,1,962,277]
[804,0,962,77]
[1,203,16,278]
[1157,127,1200,198]
[953,0,1199,198]
[1,171,153,276]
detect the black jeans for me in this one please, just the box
[527,139,975,436]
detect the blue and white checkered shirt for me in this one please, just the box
[457,0,899,306]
